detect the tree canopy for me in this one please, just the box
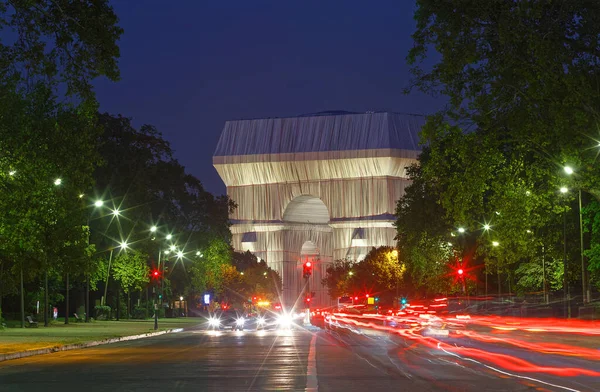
[396,1,600,295]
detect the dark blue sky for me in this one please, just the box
[94,0,441,196]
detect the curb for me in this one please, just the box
[0,327,185,363]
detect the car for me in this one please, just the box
[207,310,248,331]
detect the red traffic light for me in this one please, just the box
[354,296,358,300]
[457,268,464,276]
[303,260,313,278]
[306,297,311,302]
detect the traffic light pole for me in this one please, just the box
[154,284,158,330]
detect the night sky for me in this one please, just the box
[94,0,441,196]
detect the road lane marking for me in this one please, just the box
[437,342,582,392]
[305,334,318,392]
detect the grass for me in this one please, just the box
[0,317,202,355]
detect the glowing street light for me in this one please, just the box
[483,224,491,231]
[458,227,465,233]
[166,234,172,240]
[562,165,589,303]
[150,226,157,233]
[119,241,128,250]
[169,245,176,252]
[79,194,84,199]
[112,209,121,217]
[54,178,62,186]
[9,170,16,176]
[564,166,574,175]
[176,250,184,259]
[94,200,104,208]
[492,241,499,247]
[560,186,568,194]
[349,271,354,276]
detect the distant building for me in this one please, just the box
[213,111,424,308]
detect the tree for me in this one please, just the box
[322,247,406,303]
[395,157,455,293]
[112,251,150,318]
[231,251,281,302]
[322,259,353,300]
[0,0,122,100]
[400,1,600,296]
[91,113,236,308]
[0,0,122,325]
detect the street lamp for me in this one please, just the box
[54,178,62,186]
[483,224,491,231]
[150,226,157,233]
[564,166,589,303]
[102,241,129,306]
[166,234,172,240]
[458,227,466,233]
[85,198,105,322]
[559,186,570,317]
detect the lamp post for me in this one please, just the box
[102,240,128,307]
[560,186,570,318]
[391,249,399,307]
[564,166,589,304]
[85,199,105,323]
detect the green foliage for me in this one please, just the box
[321,259,353,299]
[323,247,405,300]
[230,251,281,302]
[112,251,150,294]
[94,305,111,320]
[0,0,121,316]
[0,0,122,99]
[397,1,600,296]
[515,256,564,294]
[188,238,232,295]
[584,201,600,289]
[395,158,454,292]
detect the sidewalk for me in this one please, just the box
[0,318,201,359]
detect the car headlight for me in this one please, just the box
[277,313,293,327]
[257,317,266,325]
[208,317,220,327]
[236,317,245,326]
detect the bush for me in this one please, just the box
[131,305,147,319]
[95,305,111,320]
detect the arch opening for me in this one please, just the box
[283,195,329,224]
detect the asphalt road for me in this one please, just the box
[0,323,598,391]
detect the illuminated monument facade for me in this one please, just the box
[213,111,423,308]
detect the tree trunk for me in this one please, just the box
[127,291,130,319]
[116,285,120,321]
[20,266,25,328]
[44,270,49,327]
[0,262,3,318]
[65,273,69,324]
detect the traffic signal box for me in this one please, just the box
[303,261,312,278]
